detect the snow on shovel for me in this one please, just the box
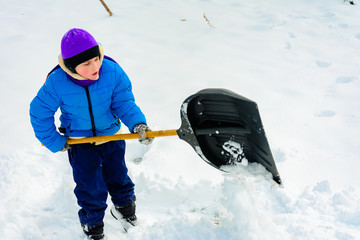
[66,88,282,185]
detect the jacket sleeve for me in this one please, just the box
[29,80,67,153]
[111,65,147,132]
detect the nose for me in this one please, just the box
[90,60,100,71]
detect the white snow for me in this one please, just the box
[222,140,248,164]
[1,0,360,239]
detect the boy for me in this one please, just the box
[30,28,153,240]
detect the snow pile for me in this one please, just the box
[1,0,360,239]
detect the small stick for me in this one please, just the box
[99,0,113,16]
[203,13,215,29]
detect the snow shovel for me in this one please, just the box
[66,88,282,184]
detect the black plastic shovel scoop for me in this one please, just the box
[66,88,281,184]
[177,88,282,184]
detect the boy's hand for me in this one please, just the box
[133,124,154,145]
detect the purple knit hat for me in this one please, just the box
[61,28,100,72]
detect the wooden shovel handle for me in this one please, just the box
[67,129,178,145]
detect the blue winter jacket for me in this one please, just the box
[30,57,146,153]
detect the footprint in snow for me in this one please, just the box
[356,33,360,40]
[336,76,357,84]
[338,23,349,29]
[315,60,331,68]
[315,110,336,117]
[284,42,291,50]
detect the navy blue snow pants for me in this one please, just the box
[67,140,135,226]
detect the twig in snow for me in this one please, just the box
[99,0,113,16]
[344,0,355,5]
[203,13,215,28]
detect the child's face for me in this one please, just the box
[75,56,101,80]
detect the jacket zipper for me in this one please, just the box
[84,86,96,136]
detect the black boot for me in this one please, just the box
[81,222,105,240]
[110,199,137,226]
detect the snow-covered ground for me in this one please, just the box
[1,0,360,239]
